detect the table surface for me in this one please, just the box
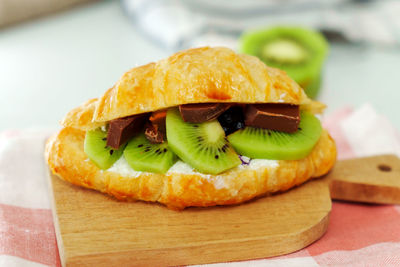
[1,1,399,131]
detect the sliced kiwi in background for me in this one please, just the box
[124,134,177,174]
[228,112,322,160]
[261,38,310,65]
[240,26,328,99]
[84,129,125,170]
[166,108,241,175]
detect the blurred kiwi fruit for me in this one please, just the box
[240,26,328,98]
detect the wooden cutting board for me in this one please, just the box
[47,154,400,266]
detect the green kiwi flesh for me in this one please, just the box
[124,134,177,174]
[166,108,241,175]
[240,26,328,98]
[84,129,125,170]
[261,38,310,64]
[228,112,322,160]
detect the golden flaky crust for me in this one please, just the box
[60,98,104,130]
[61,47,324,130]
[45,127,336,210]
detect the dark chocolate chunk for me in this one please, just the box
[179,103,231,123]
[106,113,149,149]
[144,110,167,144]
[144,122,165,144]
[149,110,167,132]
[244,104,300,133]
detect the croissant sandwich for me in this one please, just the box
[45,47,336,210]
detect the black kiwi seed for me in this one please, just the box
[102,137,107,141]
[109,150,114,155]
[193,125,199,128]
[268,132,271,136]
[215,155,219,159]
[163,148,167,152]
[197,136,203,141]
[298,127,302,130]
[144,148,150,152]
[155,149,161,153]
[138,144,143,148]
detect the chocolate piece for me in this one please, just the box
[144,110,167,144]
[245,104,300,133]
[106,113,149,149]
[149,110,167,133]
[144,122,164,144]
[179,103,231,123]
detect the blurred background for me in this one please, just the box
[1,0,399,131]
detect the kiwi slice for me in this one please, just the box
[240,26,328,98]
[261,38,310,65]
[84,129,125,170]
[228,112,322,160]
[124,134,177,174]
[166,108,241,175]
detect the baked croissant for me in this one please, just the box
[45,47,336,210]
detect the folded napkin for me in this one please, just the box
[0,104,399,267]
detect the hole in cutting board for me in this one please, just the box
[377,164,392,172]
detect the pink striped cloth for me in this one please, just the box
[1,104,399,267]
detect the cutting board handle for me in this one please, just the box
[325,154,400,204]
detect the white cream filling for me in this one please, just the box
[106,155,279,190]
[107,156,142,178]
[167,161,227,189]
[246,159,279,170]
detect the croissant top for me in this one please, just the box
[62,47,325,130]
